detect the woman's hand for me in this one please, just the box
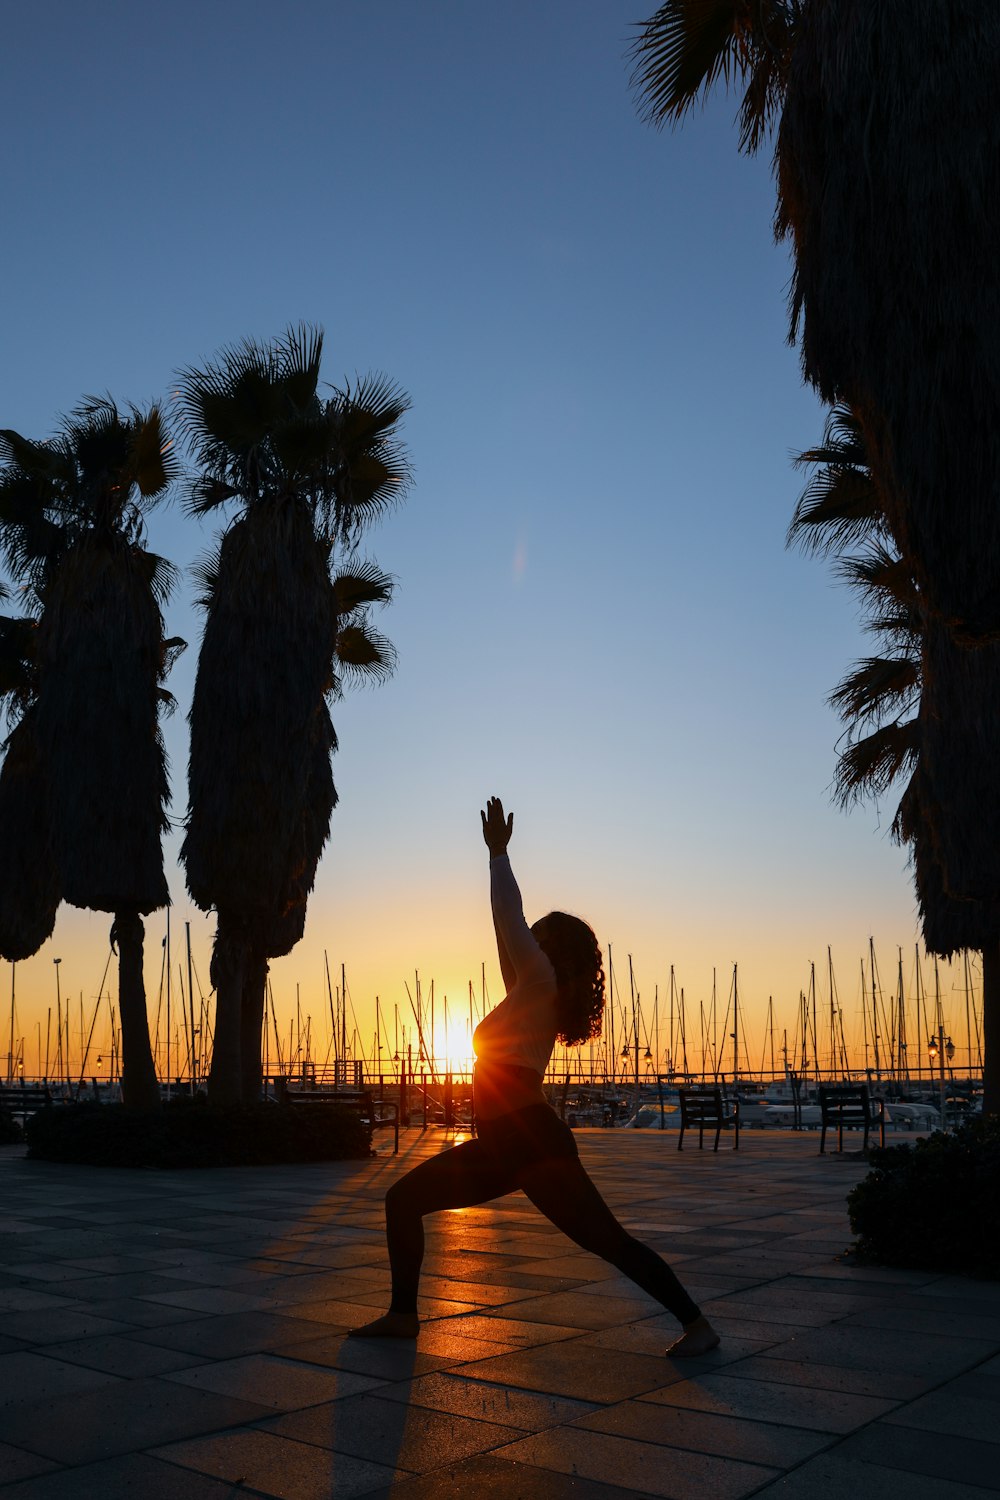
[481,796,513,856]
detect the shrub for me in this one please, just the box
[0,1105,22,1145]
[24,1096,372,1169]
[848,1117,1000,1277]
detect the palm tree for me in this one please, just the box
[633,8,1000,1105]
[628,1,801,154]
[0,607,60,965]
[776,2,1000,909]
[178,327,410,1105]
[790,404,1000,1113]
[0,400,181,1111]
[634,4,1000,906]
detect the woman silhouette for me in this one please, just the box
[351,797,719,1357]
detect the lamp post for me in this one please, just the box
[53,958,63,1089]
[927,1027,955,1128]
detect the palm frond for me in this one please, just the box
[829,655,919,729]
[277,323,324,411]
[832,719,919,810]
[629,0,798,153]
[629,1,746,125]
[788,402,884,556]
[160,635,186,683]
[331,560,394,616]
[130,404,181,498]
[836,545,918,617]
[333,623,396,690]
[182,476,242,516]
[189,541,224,613]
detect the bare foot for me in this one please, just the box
[665,1316,720,1358]
[347,1311,419,1340]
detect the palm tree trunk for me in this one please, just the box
[207,917,245,1106]
[240,946,269,1103]
[114,910,161,1113]
[982,942,1000,1118]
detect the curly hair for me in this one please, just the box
[531,911,605,1047]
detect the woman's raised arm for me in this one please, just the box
[481,797,548,987]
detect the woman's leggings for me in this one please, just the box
[384,1103,700,1326]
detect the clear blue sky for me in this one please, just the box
[2,2,965,1074]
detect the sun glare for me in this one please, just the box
[429,1020,476,1075]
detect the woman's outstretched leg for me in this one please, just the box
[520,1156,719,1356]
[350,1138,517,1338]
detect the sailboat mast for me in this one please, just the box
[828,947,836,1079]
[7,962,14,1086]
[679,986,688,1076]
[869,937,881,1079]
[732,963,739,1084]
[607,945,615,1086]
[897,947,907,1083]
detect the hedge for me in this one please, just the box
[24,1096,372,1169]
[847,1117,1000,1278]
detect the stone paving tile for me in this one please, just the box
[477,1291,659,1331]
[794,1262,940,1287]
[41,1332,213,1378]
[0,1349,122,1407]
[721,1353,931,1400]
[640,1371,898,1434]
[64,1252,174,1273]
[0,1286,79,1312]
[572,1397,833,1468]
[140,1283,284,1314]
[756,1323,997,1379]
[694,1313,813,1345]
[454,1341,680,1403]
[278,1295,416,1329]
[39,1270,209,1304]
[464,1268,594,1293]
[493,1426,780,1500]
[431,1313,586,1348]
[576,1320,775,1367]
[276,1331,471,1381]
[881,1373,1000,1442]
[0,1441,59,1486]
[750,1452,999,1500]
[4,1260,103,1282]
[129,1309,340,1358]
[154,1427,401,1498]
[262,1391,518,1472]
[361,1450,648,1500]
[730,1280,880,1313]
[0,1307,134,1345]
[919,1276,1000,1302]
[0,1450,250,1498]
[417,1273,540,1306]
[0,1374,273,1464]
[164,1351,385,1409]
[702,1296,848,1328]
[379,1372,599,1431]
[835,1424,1000,1490]
[839,1302,1000,1342]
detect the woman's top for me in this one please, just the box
[472,855,558,1120]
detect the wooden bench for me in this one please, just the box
[677,1086,740,1151]
[818,1084,884,1154]
[0,1082,52,1125]
[273,1080,399,1154]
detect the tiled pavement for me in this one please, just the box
[1,1128,997,1499]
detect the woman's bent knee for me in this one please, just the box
[385,1179,413,1220]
